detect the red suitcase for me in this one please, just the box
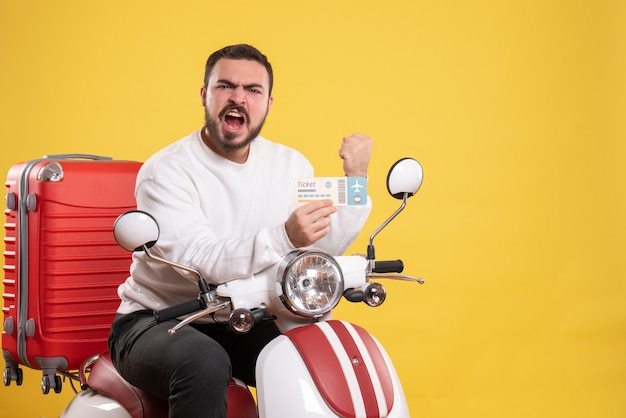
[2,154,141,393]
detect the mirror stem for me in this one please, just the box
[367,192,408,268]
[142,245,215,298]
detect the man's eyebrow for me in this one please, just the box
[216,79,265,90]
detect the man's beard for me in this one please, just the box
[204,106,267,154]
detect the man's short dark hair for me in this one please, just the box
[203,44,274,95]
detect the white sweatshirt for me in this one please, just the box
[116,131,372,315]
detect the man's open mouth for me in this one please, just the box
[224,110,246,130]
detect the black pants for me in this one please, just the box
[108,310,280,418]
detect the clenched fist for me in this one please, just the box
[339,134,373,177]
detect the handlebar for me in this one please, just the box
[372,259,404,273]
[154,298,207,323]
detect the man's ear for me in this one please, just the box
[200,86,207,106]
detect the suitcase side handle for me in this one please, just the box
[42,154,113,161]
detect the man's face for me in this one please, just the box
[201,58,273,155]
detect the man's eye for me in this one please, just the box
[217,85,232,90]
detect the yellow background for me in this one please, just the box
[1,1,625,417]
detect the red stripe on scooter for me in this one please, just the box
[286,323,355,417]
[351,323,395,413]
[326,321,381,417]
[286,320,395,417]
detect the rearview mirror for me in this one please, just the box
[386,158,423,199]
[113,210,159,252]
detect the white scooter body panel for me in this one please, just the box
[256,320,409,418]
[61,389,131,418]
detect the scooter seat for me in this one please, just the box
[88,351,258,418]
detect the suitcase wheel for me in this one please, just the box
[41,374,62,394]
[3,366,23,386]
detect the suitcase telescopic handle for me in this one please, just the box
[42,154,113,161]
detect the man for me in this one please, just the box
[108,44,373,418]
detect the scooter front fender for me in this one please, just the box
[256,320,409,418]
[61,389,131,418]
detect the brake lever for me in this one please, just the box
[167,300,231,336]
[368,273,425,284]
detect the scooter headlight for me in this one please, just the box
[277,250,344,318]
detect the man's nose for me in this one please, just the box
[229,85,246,104]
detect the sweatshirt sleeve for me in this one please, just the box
[314,196,372,256]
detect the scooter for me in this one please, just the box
[60,157,425,418]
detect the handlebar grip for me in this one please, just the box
[154,299,206,323]
[372,260,404,273]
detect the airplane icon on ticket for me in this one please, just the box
[351,179,364,193]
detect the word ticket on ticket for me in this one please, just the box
[296,177,367,206]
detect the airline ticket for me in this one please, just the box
[295,177,367,206]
